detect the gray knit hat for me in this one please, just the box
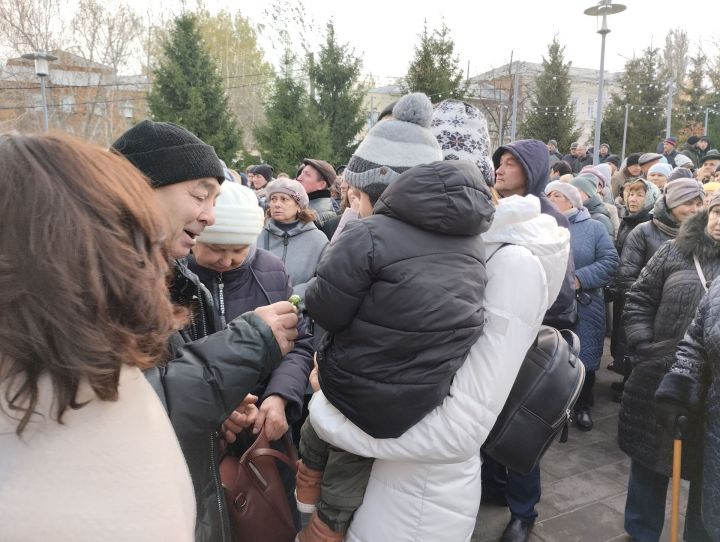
[545,180,583,209]
[265,178,309,209]
[344,92,443,192]
[431,99,495,186]
[665,179,704,209]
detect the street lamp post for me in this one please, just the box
[21,51,58,131]
[584,0,626,165]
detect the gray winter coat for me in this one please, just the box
[620,210,720,478]
[307,160,495,438]
[257,219,328,299]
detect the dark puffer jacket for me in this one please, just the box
[610,201,655,367]
[307,161,494,438]
[620,210,720,478]
[659,277,720,540]
[189,247,314,423]
[144,259,282,542]
[616,196,679,293]
[584,193,614,240]
[492,139,577,328]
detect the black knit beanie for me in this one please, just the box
[111,120,225,187]
[626,153,641,167]
[253,164,274,184]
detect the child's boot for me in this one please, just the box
[295,460,323,513]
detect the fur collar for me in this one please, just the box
[675,210,720,261]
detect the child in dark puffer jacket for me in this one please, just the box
[294,92,495,542]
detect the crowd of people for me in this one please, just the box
[1,91,719,542]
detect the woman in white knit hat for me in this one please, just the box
[189,181,315,531]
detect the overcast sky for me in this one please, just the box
[194,0,719,85]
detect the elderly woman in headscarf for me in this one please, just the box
[545,182,619,430]
[609,177,662,384]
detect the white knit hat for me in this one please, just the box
[197,182,264,245]
[344,92,443,192]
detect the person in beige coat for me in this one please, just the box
[0,134,195,541]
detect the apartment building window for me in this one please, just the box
[61,96,75,114]
[587,98,597,120]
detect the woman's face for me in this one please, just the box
[627,164,642,176]
[269,193,301,224]
[647,172,668,190]
[249,173,267,190]
[707,207,720,241]
[548,191,573,212]
[624,184,647,213]
[193,243,250,273]
[340,178,349,198]
[670,197,703,224]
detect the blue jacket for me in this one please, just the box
[493,139,577,328]
[567,208,619,370]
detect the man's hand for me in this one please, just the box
[253,395,289,441]
[222,394,258,443]
[254,301,298,356]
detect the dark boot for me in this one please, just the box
[575,408,593,431]
[500,517,534,542]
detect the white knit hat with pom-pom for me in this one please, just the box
[344,92,443,192]
[197,182,264,246]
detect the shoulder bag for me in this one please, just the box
[219,431,299,542]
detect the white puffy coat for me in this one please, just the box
[309,195,570,542]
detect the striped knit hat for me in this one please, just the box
[344,92,443,192]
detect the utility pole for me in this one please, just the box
[498,104,506,147]
[510,65,520,142]
[705,107,710,135]
[665,79,675,138]
[621,103,630,161]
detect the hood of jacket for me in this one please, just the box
[675,209,720,261]
[483,195,570,305]
[566,206,591,224]
[584,193,611,219]
[374,160,495,236]
[492,139,550,197]
[652,196,679,229]
[265,219,319,237]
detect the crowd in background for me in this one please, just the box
[2,94,720,542]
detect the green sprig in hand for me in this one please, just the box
[289,294,301,308]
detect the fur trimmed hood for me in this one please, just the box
[675,209,720,261]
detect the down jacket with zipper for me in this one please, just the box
[308,194,570,542]
[306,160,495,439]
[620,210,720,479]
[257,219,328,300]
[144,259,283,542]
[188,247,313,423]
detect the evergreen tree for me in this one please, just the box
[147,13,241,163]
[308,21,367,166]
[704,54,720,144]
[676,53,707,136]
[196,9,273,153]
[601,47,666,154]
[254,51,332,173]
[519,37,580,151]
[405,20,466,100]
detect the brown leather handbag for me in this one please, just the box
[219,431,299,542]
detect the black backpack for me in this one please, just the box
[481,325,585,475]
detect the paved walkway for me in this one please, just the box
[472,341,689,542]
